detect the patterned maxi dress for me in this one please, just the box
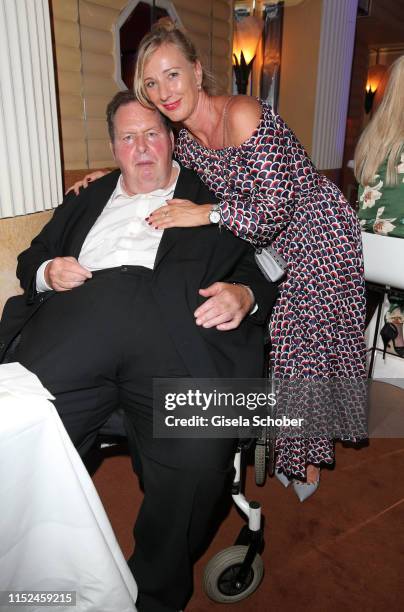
[175,101,367,478]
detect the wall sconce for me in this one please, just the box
[233,16,263,94]
[365,63,387,114]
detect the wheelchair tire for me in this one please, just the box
[255,443,267,486]
[203,545,264,603]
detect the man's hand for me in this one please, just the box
[45,257,92,291]
[194,282,255,331]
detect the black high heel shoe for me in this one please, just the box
[380,322,404,358]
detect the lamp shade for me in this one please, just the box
[233,16,263,65]
[365,63,388,94]
[364,63,388,114]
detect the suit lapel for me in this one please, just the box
[67,167,202,266]
[154,168,201,269]
[68,171,121,258]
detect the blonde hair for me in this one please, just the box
[354,54,404,186]
[134,18,215,108]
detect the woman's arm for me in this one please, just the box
[147,199,212,229]
[147,97,263,231]
[217,97,296,245]
[225,95,262,147]
[172,101,300,246]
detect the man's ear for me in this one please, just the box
[109,141,116,160]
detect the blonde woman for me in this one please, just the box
[74,22,367,494]
[355,55,404,357]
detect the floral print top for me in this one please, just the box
[358,149,404,237]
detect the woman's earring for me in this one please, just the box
[197,83,202,91]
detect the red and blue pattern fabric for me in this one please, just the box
[175,101,366,478]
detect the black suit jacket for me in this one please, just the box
[0,166,277,377]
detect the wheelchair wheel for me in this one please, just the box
[203,545,264,603]
[254,442,267,485]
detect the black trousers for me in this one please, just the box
[15,267,236,612]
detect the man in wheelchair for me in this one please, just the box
[0,91,276,612]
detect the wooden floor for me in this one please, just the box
[92,381,404,612]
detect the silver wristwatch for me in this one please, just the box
[209,204,221,225]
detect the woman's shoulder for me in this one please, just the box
[227,94,261,114]
[226,96,263,147]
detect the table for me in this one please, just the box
[0,363,137,612]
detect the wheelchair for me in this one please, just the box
[97,410,273,604]
[202,428,274,604]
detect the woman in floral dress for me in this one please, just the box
[355,55,404,356]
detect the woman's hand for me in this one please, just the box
[66,170,109,196]
[147,200,212,229]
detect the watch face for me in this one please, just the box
[209,210,221,224]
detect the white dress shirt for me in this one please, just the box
[35,162,257,313]
[36,162,179,291]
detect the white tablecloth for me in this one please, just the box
[0,363,137,612]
